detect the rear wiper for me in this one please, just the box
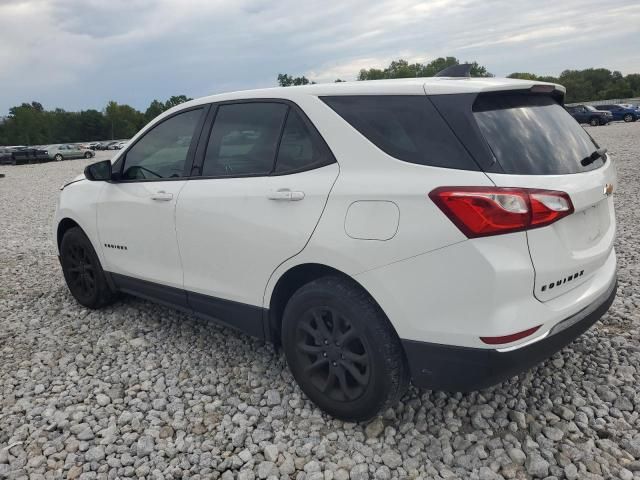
[581,147,608,166]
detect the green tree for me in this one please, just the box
[104,101,146,140]
[357,56,492,80]
[145,100,166,122]
[277,73,315,86]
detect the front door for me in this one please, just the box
[176,102,339,329]
[96,107,206,296]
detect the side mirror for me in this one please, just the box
[84,160,112,181]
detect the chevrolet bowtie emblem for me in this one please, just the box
[604,183,614,196]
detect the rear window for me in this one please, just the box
[474,95,603,175]
[321,96,478,170]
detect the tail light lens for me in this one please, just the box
[429,187,574,238]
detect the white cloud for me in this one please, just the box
[1,0,639,114]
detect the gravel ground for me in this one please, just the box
[1,123,639,480]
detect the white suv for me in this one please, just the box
[55,72,617,421]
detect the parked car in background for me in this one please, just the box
[56,75,617,420]
[0,146,50,165]
[48,144,95,161]
[106,141,125,150]
[566,105,611,126]
[596,104,639,122]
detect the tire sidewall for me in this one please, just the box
[60,228,109,308]
[282,281,399,421]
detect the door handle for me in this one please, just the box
[268,189,305,201]
[151,191,173,201]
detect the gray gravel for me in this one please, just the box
[1,123,639,480]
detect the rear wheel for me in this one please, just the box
[282,276,409,421]
[84,151,92,158]
[623,113,634,122]
[589,117,599,126]
[54,154,63,161]
[60,227,115,309]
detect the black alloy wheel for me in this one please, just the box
[295,306,370,402]
[282,276,409,421]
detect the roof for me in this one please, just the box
[179,76,564,111]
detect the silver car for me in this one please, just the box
[48,144,95,161]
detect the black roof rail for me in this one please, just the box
[434,63,472,78]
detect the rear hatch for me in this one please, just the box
[470,93,616,301]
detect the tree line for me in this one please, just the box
[0,95,191,146]
[278,56,640,104]
[3,55,640,146]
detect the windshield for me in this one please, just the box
[585,105,598,112]
[473,94,604,175]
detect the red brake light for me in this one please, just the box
[429,187,574,238]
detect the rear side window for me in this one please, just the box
[322,96,478,170]
[274,109,334,174]
[473,95,602,175]
[202,103,288,177]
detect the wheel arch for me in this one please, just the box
[266,262,397,346]
[57,217,82,251]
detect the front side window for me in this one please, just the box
[202,103,288,177]
[122,108,203,180]
[274,109,333,173]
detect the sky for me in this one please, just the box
[1,0,639,115]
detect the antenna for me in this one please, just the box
[434,63,472,78]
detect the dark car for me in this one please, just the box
[566,105,612,126]
[0,146,50,165]
[596,104,639,122]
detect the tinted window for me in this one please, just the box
[275,109,333,173]
[474,95,602,175]
[122,108,202,180]
[202,103,288,177]
[322,96,478,170]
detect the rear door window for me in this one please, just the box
[473,95,603,175]
[322,96,478,170]
[202,103,288,177]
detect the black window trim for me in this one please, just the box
[111,104,210,183]
[190,98,337,180]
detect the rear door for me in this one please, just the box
[471,93,616,301]
[176,101,338,322]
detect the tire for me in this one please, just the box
[589,117,599,126]
[281,276,409,421]
[623,114,633,122]
[60,227,115,309]
[54,154,63,161]
[84,151,93,158]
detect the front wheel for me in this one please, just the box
[590,117,599,126]
[84,151,93,158]
[60,227,115,309]
[282,276,409,421]
[623,113,634,122]
[54,154,63,161]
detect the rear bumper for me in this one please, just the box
[402,276,617,391]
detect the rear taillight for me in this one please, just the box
[429,187,574,238]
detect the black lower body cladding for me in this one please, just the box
[402,277,617,391]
